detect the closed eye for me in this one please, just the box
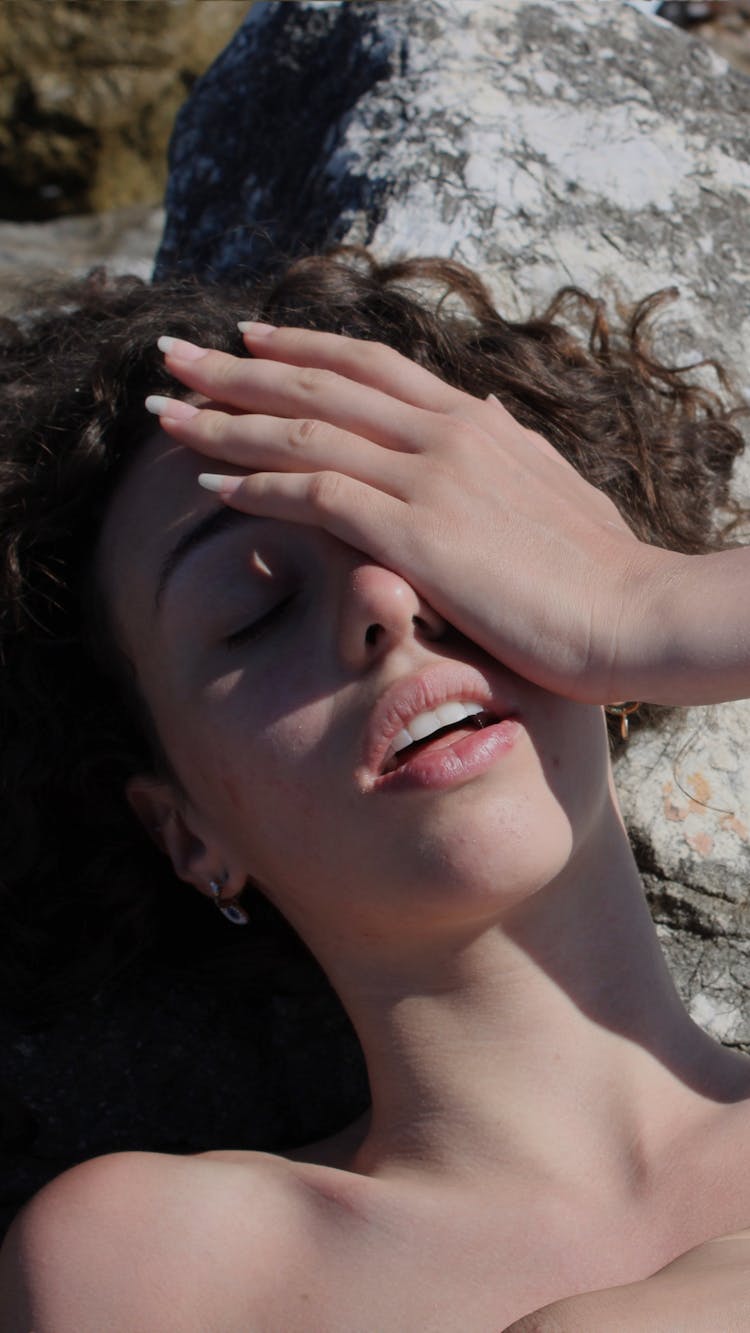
[224,592,297,649]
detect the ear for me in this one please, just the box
[125,773,222,894]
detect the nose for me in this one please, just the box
[338,561,447,670]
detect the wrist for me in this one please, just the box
[615,544,750,707]
[609,544,691,705]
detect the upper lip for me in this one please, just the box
[358,663,516,785]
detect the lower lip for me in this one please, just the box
[372,717,523,793]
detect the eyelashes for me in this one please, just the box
[224,592,298,649]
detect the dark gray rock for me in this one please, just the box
[0,953,368,1237]
[155,1,400,280]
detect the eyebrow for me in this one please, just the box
[155,506,257,611]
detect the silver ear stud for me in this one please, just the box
[208,878,249,926]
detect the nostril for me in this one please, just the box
[414,612,445,641]
[365,623,380,646]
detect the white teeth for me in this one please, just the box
[435,701,470,725]
[405,709,444,743]
[389,700,486,757]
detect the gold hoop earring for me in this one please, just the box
[604,701,641,741]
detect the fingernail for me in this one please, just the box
[197,473,243,497]
[486,392,501,404]
[157,335,209,360]
[237,321,277,337]
[145,395,200,420]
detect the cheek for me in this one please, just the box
[530,700,611,835]
[183,700,338,874]
[221,755,320,825]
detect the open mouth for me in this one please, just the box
[381,711,496,775]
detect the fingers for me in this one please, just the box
[155,330,576,488]
[195,468,405,562]
[149,401,409,499]
[159,330,519,455]
[238,327,570,460]
[158,338,433,454]
[238,322,464,412]
[241,322,474,421]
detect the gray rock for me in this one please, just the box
[157,1,750,477]
[620,707,750,1044]
[0,206,164,303]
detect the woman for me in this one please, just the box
[1,248,749,1329]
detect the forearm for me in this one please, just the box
[625,545,750,707]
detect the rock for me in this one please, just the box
[0,205,165,301]
[619,706,750,1045]
[157,1,750,496]
[4,0,750,1237]
[0,0,243,219]
[0,959,368,1237]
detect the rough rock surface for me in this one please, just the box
[157,0,750,483]
[618,704,750,1046]
[3,0,750,1238]
[0,0,243,219]
[0,205,164,301]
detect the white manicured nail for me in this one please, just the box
[237,320,277,336]
[144,395,199,419]
[197,473,244,498]
[156,335,208,360]
[197,473,227,493]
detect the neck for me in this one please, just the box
[320,801,748,1204]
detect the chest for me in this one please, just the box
[281,1117,750,1331]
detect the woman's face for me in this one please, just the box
[97,430,612,964]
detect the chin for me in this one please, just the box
[367,784,580,933]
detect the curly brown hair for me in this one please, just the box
[0,247,747,1017]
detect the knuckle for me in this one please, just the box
[308,470,343,512]
[295,366,336,396]
[451,416,479,444]
[288,417,319,449]
[206,351,235,386]
[442,415,478,456]
[365,338,397,364]
[199,410,227,446]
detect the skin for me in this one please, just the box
[2,328,750,1331]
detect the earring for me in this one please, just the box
[208,877,249,926]
[604,701,641,741]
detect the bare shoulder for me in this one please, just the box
[0,1148,317,1333]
